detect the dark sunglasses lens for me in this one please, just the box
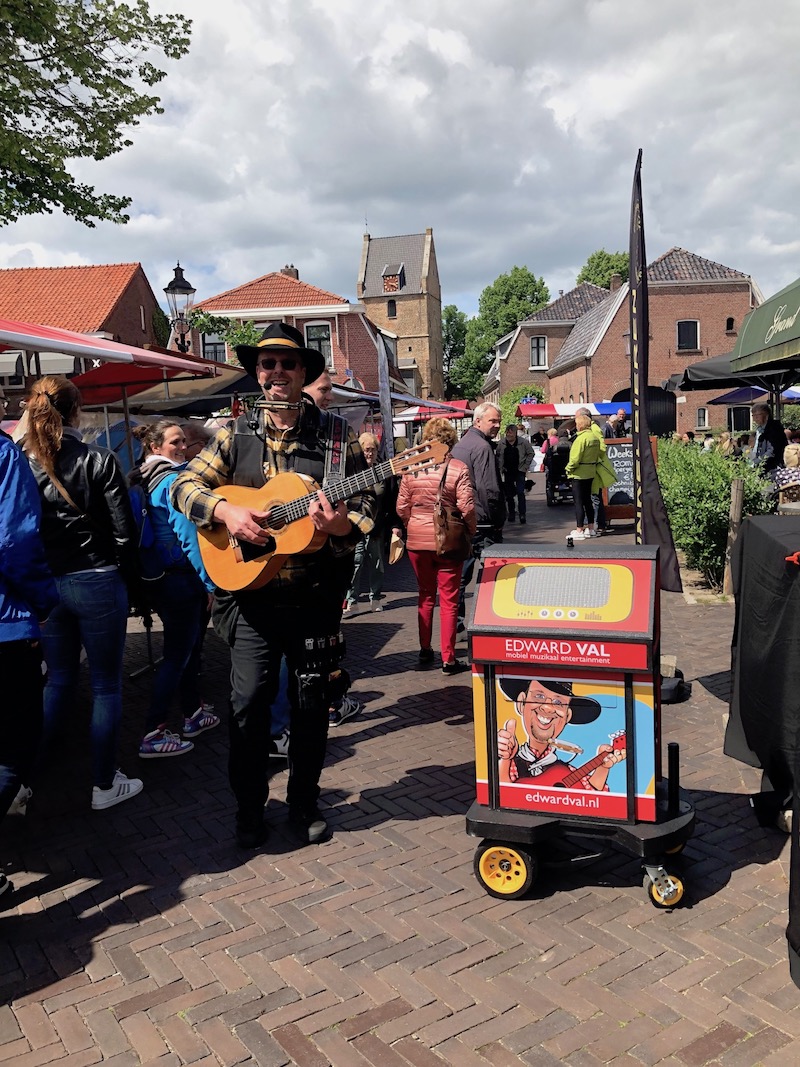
[261,358,298,371]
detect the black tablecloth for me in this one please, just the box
[724,515,800,985]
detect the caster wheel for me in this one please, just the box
[644,872,685,908]
[474,841,537,899]
[665,841,686,856]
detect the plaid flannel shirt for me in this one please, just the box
[171,408,375,592]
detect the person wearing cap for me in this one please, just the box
[496,677,625,791]
[171,322,376,848]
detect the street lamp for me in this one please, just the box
[164,262,196,353]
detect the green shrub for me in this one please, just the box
[657,438,775,588]
[499,384,544,430]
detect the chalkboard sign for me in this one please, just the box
[606,441,634,506]
[603,437,658,522]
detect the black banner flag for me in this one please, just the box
[629,150,682,592]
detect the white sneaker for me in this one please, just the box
[8,785,32,816]
[585,528,598,537]
[92,770,144,810]
[566,529,586,540]
[269,728,290,759]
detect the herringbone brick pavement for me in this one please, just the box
[2,481,797,1065]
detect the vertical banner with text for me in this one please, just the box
[629,150,682,593]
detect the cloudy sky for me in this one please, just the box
[2,0,799,316]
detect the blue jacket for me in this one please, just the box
[139,459,214,594]
[0,437,58,642]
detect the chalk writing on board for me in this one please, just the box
[606,442,634,506]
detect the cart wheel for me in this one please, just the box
[474,841,537,899]
[546,486,555,506]
[644,872,685,909]
[664,841,686,855]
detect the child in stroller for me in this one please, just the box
[544,431,573,506]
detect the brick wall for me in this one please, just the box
[500,325,572,399]
[364,292,443,397]
[106,268,162,346]
[548,281,754,431]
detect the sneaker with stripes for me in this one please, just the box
[139,728,194,758]
[91,770,144,810]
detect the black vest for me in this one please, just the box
[229,404,340,487]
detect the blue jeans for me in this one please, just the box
[41,570,128,790]
[346,534,385,603]
[146,569,207,733]
[504,474,528,520]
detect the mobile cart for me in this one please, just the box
[466,543,694,907]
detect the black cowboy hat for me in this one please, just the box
[234,322,326,385]
[498,676,601,725]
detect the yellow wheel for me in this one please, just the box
[645,873,685,908]
[665,841,686,855]
[474,841,536,900]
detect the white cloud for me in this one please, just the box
[1,0,799,317]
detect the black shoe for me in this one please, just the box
[288,807,329,845]
[519,517,526,524]
[418,647,435,664]
[235,816,269,849]
[0,874,13,907]
[456,620,465,634]
[442,660,468,676]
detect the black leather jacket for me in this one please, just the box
[28,429,139,585]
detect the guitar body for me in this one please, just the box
[520,732,627,789]
[196,440,446,592]
[198,474,327,592]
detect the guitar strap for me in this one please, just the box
[322,411,348,489]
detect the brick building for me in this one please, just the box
[489,249,760,434]
[193,266,405,394]
[356,229,444,399]
[0,262,164,383]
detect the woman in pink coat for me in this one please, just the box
[396,418,477,674]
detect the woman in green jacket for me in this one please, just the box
[565,413,601,539]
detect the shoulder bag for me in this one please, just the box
[432,460,472,561]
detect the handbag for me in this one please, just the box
[432,460,472,561]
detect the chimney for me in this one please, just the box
[609,273,622,291]
[281,264,299,280]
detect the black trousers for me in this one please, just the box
[227,593,343,826]
[0,639,44,820]
[572,478,594,527]
[458,525,503,622]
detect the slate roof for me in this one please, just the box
[648,247,749,283]
[0,263,144,332]
[195,273,348,312]
[548,288,622,374]
[521,282,609,324]
[361,234,426,297]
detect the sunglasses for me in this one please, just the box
[257,357,299,371]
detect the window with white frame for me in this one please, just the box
[696,407,708,428]
[305,322,333,368]
[677,320,699,351]
[529,336,547,369]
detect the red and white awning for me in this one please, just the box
[517,402,632,418]
[0,316,214,375]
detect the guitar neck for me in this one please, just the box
[560,752,609,789]
[280,460,393,525]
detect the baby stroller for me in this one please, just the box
[544,439,572,506]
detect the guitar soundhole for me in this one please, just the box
[263,504,287,532]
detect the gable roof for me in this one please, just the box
[647,247,749,283]
[195,272,349,313]
[361,233,427,297]
[548,286,628,375]
[0,263,145,333]
[522,282,609,324]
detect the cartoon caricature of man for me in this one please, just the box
[497,677,625,791]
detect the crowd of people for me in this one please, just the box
[2,330,793,892]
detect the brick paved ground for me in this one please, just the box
[2,481,798,1065]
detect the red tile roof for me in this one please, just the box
[195,272,349,312]
[0,263,143,332]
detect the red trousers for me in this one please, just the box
[408,550,464,664]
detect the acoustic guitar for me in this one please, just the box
[198,440,448,591]
[524,732,626,788]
